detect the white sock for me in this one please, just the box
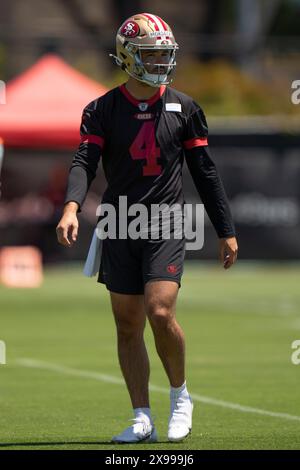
[170,380,189,398]
[134,407,152,422]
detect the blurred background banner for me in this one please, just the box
[0,0,299,262]
[184,125,300,260]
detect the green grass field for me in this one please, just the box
[1,262,300,450]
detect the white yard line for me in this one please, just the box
[16,358,300,423]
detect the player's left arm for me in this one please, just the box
[183,106,238,269]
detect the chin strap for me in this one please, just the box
[109,53,172,87]
[109,53,126,71]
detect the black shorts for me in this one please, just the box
[97,235,186,295]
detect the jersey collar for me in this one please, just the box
[119,83,166,107]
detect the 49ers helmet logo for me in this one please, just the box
[121,20,140,38]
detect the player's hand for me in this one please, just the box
[56,202,79,247]
[219,236,238,270]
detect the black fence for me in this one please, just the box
[1,129,300,263]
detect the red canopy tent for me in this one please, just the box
[0,54,108,149]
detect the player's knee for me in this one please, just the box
[115,315,146,339]
[146,304,173,331]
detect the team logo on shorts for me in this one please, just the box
[167,264,177,274]
[121,21,140,38]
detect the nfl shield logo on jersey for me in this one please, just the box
[138,102,148,111]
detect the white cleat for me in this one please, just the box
[168,394,193,442]
[112,417,158,444]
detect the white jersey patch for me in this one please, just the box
[166,103,182,112]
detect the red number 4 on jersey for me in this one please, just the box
[129,121,162,176]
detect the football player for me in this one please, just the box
[57,13,238,443]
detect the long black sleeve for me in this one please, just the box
[185,145,236,238]
[182,103,235,238]
[64,101,104,212]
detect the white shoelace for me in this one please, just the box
[129,417,153,436]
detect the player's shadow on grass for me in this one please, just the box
[0,441,117,447]
[0,440,172,448]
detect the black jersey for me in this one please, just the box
[65,83,236,238]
